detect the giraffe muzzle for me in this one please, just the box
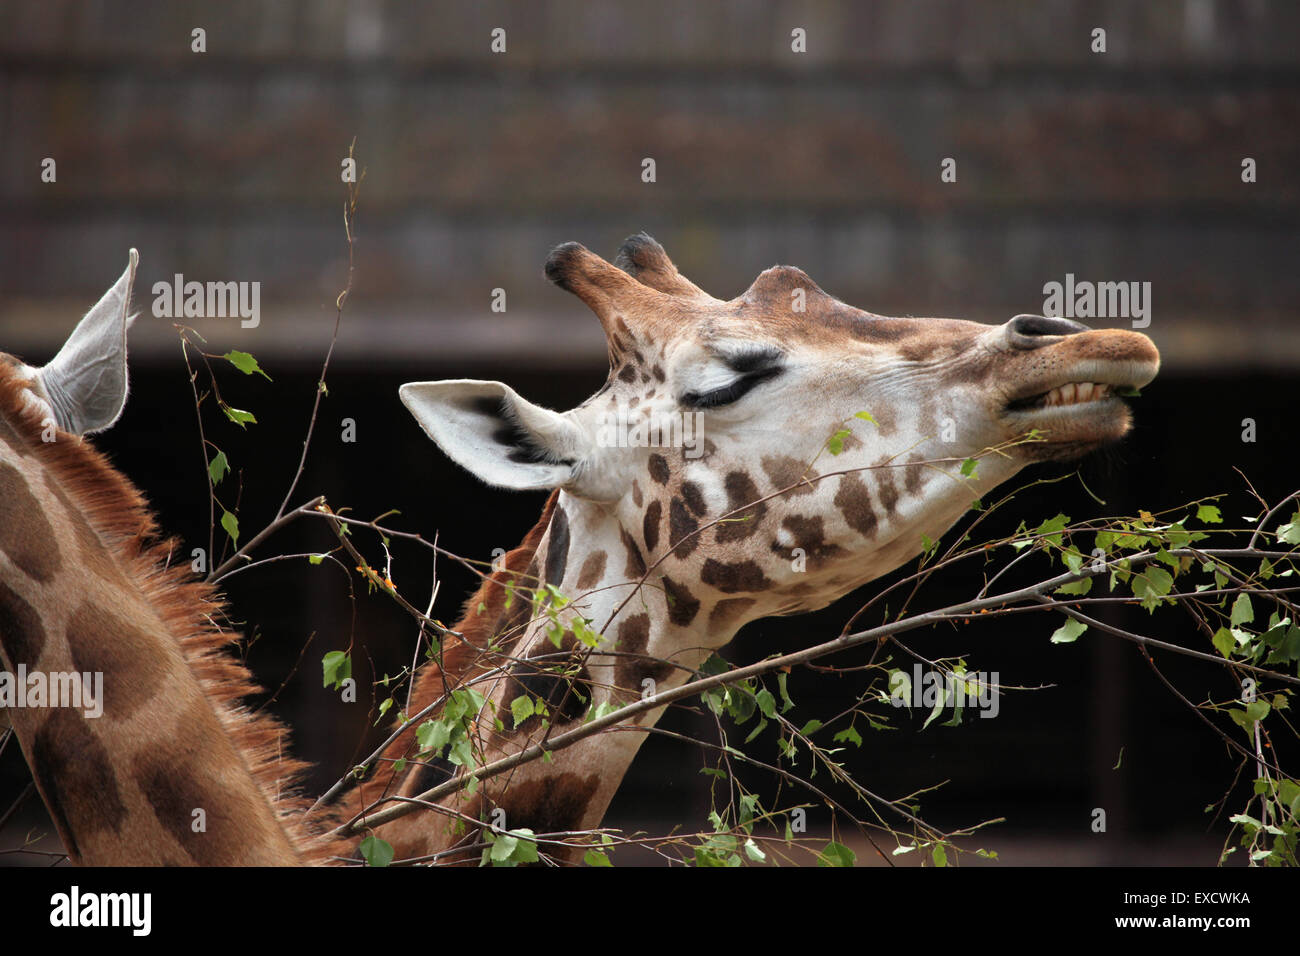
[998,321,1160,452]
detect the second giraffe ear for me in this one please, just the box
[399,380,594,493]
[36,248,139,436]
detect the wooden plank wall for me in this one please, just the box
[1,0,1297,369]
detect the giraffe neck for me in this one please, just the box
[371,489,753,863]
[0,367,334,865]
[371,457,1002,864]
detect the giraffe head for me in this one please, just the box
[400,235,1158,627]
[2,248,139,437]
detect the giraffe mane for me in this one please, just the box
[0,364,349,863]
[362,491,560,807]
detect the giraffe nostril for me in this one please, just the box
[1007,314,1090,349]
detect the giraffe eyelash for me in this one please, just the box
[680,364,784,409]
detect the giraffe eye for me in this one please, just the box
[680,357,784,409]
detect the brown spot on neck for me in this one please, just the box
[642,500,662,553]
[701,558,773,593]
[668,497,700,558]
[680,481,707,516]
[0,460,62,582]
[718,471,767,543]
[905,457,926,496]
[661,576,701,626]
[875,465,901,515]
[31,709,128,862]
[133,697,299,865]
[543,504,571,587]
[833,473,879,538]
[0,579,47,668]
[773,514,846,569]
[761,455,818,496]
[575,550,607,591]
[647,454,670,485]
[708,597,756,633]
[614,612,673,691]
[620,527,647,579]
[493,772,601,849]
[67,601,171,721]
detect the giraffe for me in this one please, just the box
[0,251,339,865]
[364,234,1160,863]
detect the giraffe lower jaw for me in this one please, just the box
[1001,390,1133,456]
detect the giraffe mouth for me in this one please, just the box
[1000,351,1158,450]
[1004,381,1125,413]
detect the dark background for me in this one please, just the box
[1,0,1298,865]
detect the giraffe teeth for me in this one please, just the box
[1039,382,1109,408]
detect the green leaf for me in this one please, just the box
[921,683,947,730]
[1228,701,1271,730]
[223,349,272,381]
[932,844,948,867]
[826,429,851,456]
[1055,576,1093,596]
[755,688,777,720]
[1231,593,1255,627]
[490,834,518,862]
[1131,566,1174,611]
[415,718,450,754]
[220,508,239,545]
[1050,617,1088,644]
[853,410,877,424]
[447,737,474,767]
[321,650,351,689]
[743,838,767,862]
[832,725,863,748]
[1035,513,1071,547]
[208,450,229,485]
[776,672,795,712]
[1196,504,1222,524]
[1212,627,1236,659]
[960,457,978,478]
[220,403,257,429]
[358,835,393,868]
[817,841,856,867]
[1277,512,1300,545]
[799,719,823,736]
[510,695,535,728]
[584,849,613,867]
[308,553,325,565]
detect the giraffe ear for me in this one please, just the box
[36,248,139,435]
[399,379,592,492]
